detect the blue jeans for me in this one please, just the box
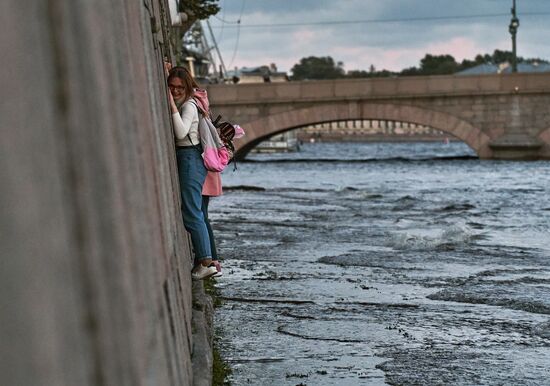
[176,147,211,262]
[202,196,218,260]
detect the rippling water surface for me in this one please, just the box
[210,142,550,385]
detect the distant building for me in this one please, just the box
[457,61,550,75]
[226,64,289,84]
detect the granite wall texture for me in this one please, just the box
[1,1,197,385]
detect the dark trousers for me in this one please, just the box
[201,196,218,260]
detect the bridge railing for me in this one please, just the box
[207,73,550,105]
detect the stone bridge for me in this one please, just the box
[206,73,550,160]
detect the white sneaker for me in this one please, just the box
[191,264,218,280]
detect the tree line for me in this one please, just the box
[290,50,549,80]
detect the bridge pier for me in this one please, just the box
[489,134,545,160]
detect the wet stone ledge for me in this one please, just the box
[192,281,215,386]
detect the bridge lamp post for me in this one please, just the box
[509,0,520,73]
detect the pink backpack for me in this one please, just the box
[190,90,245,172]
[190,100,230,172]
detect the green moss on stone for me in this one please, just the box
[212,342,232,385]
[204,279,231,384]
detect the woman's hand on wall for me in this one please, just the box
[168,90,179,114]
[163,58,172,77]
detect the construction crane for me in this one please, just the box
[182,20,227,82]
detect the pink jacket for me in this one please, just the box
[202,171,222,197]
[194,88,228,197]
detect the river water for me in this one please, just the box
[210,142,550,385]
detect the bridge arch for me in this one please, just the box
[234,102,493,159]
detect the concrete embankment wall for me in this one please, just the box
[1,1,199,385]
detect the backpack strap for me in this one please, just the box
[180,100,202,148]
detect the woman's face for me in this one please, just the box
[168,77,186,103]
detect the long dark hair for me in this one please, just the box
[167,66,200,102]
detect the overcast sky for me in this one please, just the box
[204,0,550,74]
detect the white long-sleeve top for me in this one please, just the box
[172,100,200,146]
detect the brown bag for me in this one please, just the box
[212,116,237,160]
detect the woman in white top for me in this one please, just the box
[168,66,217,280]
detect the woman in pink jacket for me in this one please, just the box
[202,171,223,277]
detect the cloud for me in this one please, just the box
[328,38,484,73]
[210,0,550,72]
